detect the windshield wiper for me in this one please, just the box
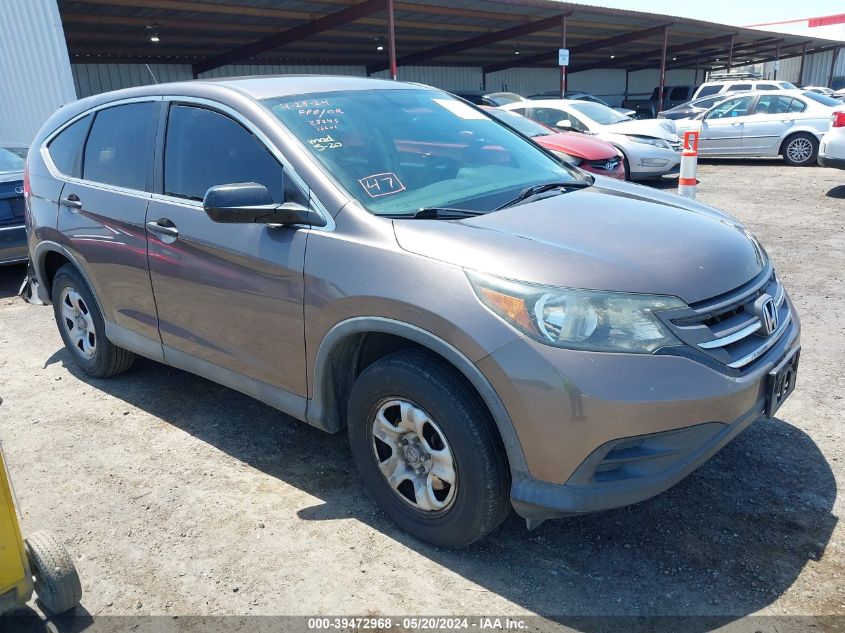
[384,207,486,220]
[494,181,590,211]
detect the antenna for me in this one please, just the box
[144,64,159,84]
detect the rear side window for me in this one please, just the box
[789,98,807,113]
[755,83,779,91]
[83,102,157,191]
[696,85,722,97]
[47,114,92,178]
[754,95,795,115]
[669,87,689,100]
[164,105,291,203]
[726,83,752,92]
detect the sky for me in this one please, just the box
[563,0,839,26]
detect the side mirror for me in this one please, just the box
[555,119,573,130]
[203,182,326,227]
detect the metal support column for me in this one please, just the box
[727,35,734,69]
[657,25,668,113]
[560,14,567,97]
[829,45,841,87]
[798,42,807,86]
[773,41,781,79]
[387,0,397,80]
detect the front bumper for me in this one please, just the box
[477,306,800,522]
[624,145,681,180]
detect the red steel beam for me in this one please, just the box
[483,22,673,74]
[193,0,384,75]
[559,14,567,97]
[368,12,569,74]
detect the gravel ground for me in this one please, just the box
[0,160,843,629]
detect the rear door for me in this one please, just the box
[55,101,161,343]
[742,95,801,154]
[698,95,755,155]
[146,102,309,396]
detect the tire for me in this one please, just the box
[25,531,82,614]
[347,350,510,548]
[782,133,819,166]
[51,264,135,378]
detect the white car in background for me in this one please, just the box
[818,110,845,170]
[675,90,845,166]
[501,99,681,180]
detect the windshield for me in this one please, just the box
[569,102,631,125]
[263,89,585,216]
[486,108,553,138]
[802,91,842,107]
[0,147,26,174]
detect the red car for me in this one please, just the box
[484,107,626,180]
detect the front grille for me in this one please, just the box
[662,267,791,370]
[583,157,620,172]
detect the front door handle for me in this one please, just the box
[60,193,82,212]
[146,218,179,241]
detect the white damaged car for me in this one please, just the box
[502,99,680,180]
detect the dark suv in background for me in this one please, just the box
[23,76,800,546]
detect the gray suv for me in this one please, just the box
[23,76,800,547]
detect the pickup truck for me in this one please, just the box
[622,85,696,119]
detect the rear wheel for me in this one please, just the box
[782,133,818,166]
[51,264,135,377]
[347,350,510,547]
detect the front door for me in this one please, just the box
[698,95,755,155]
[146,103,309,396]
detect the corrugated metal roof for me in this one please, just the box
[58,0,842,74]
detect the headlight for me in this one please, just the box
[551,149,582,166]
[468,272,685,353]
[626,135,672,150]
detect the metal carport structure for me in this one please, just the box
[53,0,845,102]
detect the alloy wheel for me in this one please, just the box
[786,137,813,164]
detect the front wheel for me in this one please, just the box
[347,351,510,547]
[782,133,819,166]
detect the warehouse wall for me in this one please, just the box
[734,49,845,89]
[0,0,76,143]
[70,62,704,106]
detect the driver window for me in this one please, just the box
[164,104,307,205]
[707,96,754,120]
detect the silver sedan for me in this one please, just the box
[675,89,845,166]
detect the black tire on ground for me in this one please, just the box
[51,264,135,378]
[781,132,819,166]
[25,530,82,614]
[347,350,510,548]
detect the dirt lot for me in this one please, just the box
[1,160,844,628]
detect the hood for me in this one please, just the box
[603,118,677,140]
[393,179,765,305]
[535,132,618,161]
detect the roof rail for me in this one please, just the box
[707,70,763,80]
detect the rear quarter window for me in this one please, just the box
[47,114,92,178]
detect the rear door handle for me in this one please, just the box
[146,219,179,240]
[60,193,82,211]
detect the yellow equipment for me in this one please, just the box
[0,397,81,615]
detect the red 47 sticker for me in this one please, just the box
[358,172,406,198]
